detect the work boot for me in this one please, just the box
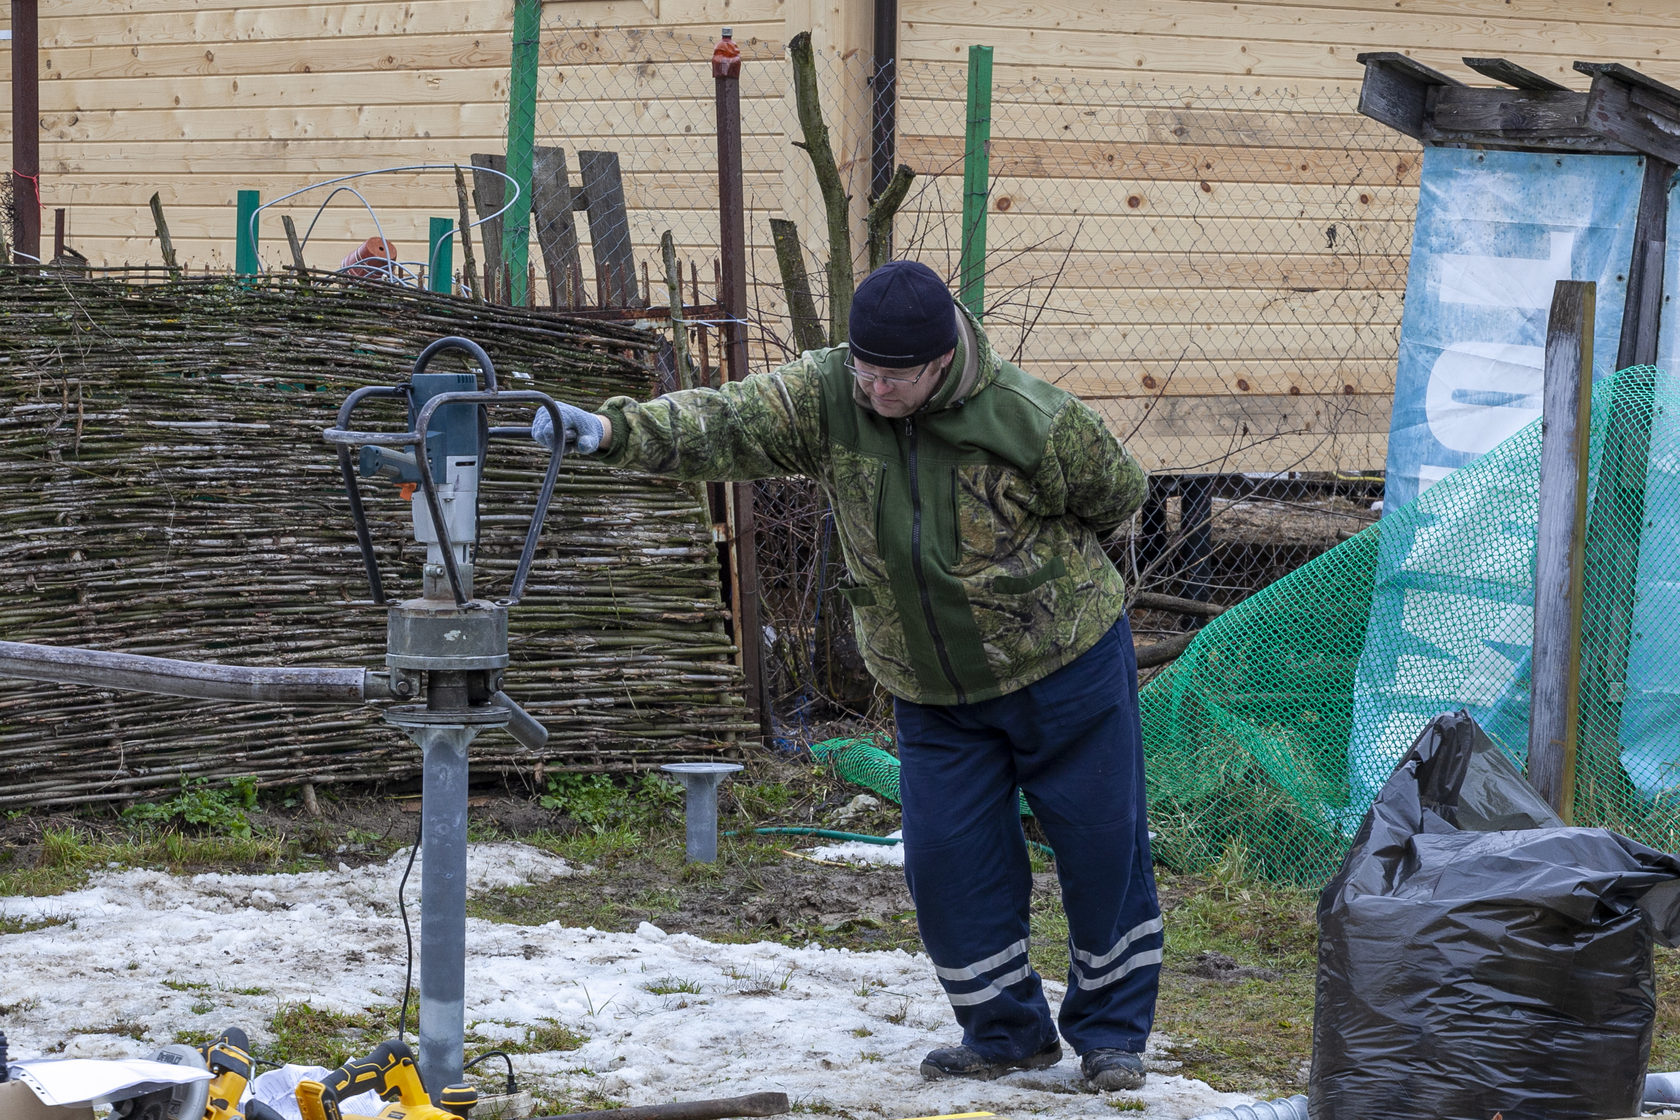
[1081,1048,1146,1091]
[919,1040,1062,1081]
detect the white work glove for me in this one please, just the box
[532,401,605,455]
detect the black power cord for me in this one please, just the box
[462,1050,517,1095]
[396,810,423,1044]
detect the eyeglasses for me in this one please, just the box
[844,356,935,387]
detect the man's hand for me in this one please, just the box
[531,401,606,455]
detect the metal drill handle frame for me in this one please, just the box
[328,384,414,605]
[410,388,566,607]
[323,337,566,608]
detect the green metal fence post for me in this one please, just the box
[429,217,455,295]
[502,0,541,305]
[235,189,260,275]
[959,44,993,321]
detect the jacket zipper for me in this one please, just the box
[906,417,966,703]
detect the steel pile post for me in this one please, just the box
[714,29,770,745]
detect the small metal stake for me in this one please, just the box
[661,761,743,862]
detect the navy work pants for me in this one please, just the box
[895,614,1161,1061]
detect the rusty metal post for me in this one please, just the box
[11,0,41,265]
[714,28,770,746]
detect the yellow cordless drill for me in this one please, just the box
[296,1040,477,1120]
[201,1027,257,1120]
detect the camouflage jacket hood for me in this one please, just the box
[595,304,1147,705]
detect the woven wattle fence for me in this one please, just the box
[0,269,753,809]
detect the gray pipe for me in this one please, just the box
[0,640,389,704]
[1646,1071,1680,1109]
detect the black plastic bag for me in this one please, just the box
[1310,710,1680,1120]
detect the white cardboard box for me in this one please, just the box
[0,1079,97,1120]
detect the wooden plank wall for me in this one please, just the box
[4,1,530,274]
[892,0,1680,474]
[5,0,1680,472]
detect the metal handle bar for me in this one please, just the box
[0,640,395,705]
[412,335,498,393]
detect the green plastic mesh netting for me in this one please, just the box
[809,735,1032,816]
[810,367,1680,887]
[1143,364,1680,885]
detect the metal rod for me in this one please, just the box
[713,31,769,747]
[0,640,388,704]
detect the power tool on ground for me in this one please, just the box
[201,1027,257,1120]
[295,1040,477,1120]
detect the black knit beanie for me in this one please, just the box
[846,260,960,368]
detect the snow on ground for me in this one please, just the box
[2,842,1258,1119]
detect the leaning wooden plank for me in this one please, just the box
[578,149,643,308]
[532,145,585,309]
[470,151,508,301]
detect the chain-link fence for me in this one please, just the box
[1,174,13,259]
[527,22,1417,725]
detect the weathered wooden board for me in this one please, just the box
[1017,360,1397,401]
[42,3,512,46]
[901,134,1422,188]
[896,97,1409,152]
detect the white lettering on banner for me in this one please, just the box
[1424,342,1544,455]
[1438,230,1575,309]
[1391,590,1532,706]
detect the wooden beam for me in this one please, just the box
[1581,62,1680,165]
[1423,86,1625,152]
[1355,51,1464,141]
[1528,279,1594,823]
[1461,57,1571,92]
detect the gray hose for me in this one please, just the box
[1188,1097,1307,1120]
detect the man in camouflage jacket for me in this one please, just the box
[535,260,1162,1092]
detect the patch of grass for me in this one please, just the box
[1150,867,1319,1096]
[642,976,704,996]
[1,819,303,899]
[0,912,63,935]
[163,978,210,992]
[1106,1099,1146,1112]
[529,1084,623,1117]
[523,1020,588,1053]
[267,1002,399,1070]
